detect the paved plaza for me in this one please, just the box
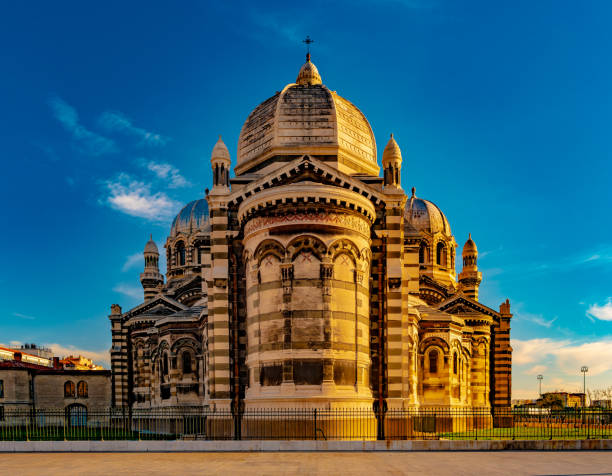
[2,451,611,475]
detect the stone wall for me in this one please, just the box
[34,372,111,409]
[0,369,32,410]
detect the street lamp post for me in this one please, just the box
[537,374,543,397]
[581,366,589,407]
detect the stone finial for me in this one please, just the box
[499,298,511,314]
[411,186,416,197]
[110,304,122,315]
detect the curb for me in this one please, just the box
[0,439,611,452]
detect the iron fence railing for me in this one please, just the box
[0,407,611,441]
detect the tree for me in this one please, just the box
[537,393,564,410]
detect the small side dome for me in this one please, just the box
[382,133,402,163]
[404,189,451,235]
[170,199,210,237]
[462,233,478,256]
[144,235,159,254]
[296,54,322,86]
[211,135,230,162]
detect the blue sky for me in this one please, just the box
[1,0,611,399]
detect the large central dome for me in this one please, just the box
[235,55,379,177]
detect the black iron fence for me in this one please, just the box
[0,407,611,441]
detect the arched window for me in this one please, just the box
[182,352,192,374]
[428,350,438,374]
[453,353,458,375]
[419,242,427,264]
[64,381,75,398]
[163,353,169,376]
[436,242,445,266]
[176,242,186,266]
[77,381,88,398]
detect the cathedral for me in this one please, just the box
[108,54,512,412]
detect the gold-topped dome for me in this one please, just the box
[296,53,322,86]
[236,56,378,177]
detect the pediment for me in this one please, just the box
[228,155,385,210]
[122,295,188,321]
[172,275,204,306]
[437,294,499,319]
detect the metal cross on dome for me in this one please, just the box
[303,36,314,56]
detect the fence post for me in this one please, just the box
[587,408,590,440]
[549,412,553,440]
[314,409,317,441]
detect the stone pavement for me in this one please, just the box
[2,451,612,476]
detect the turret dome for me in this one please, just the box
[463,234,478,255]
[236,55,378,177]
[144,235,159,254]
[404,188,451,235]
[382,134,402,163]
[211,135,230,162]
[170,199,210,237]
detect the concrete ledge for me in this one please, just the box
[1,440,611,452]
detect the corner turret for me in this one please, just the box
[382,134,402,189]
[211,136,231,193]
[458,233,482,300]
[140,235,163,301]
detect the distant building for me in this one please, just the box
[17,343,53,360]
[0,346,110,414]
[0,345,54,368]
[591,399,611,409]
[512,399,537,407]
[538,392,586,408]
[60,355,105,371]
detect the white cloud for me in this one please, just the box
[46,343,110,368]
[103,173,181,222]
[99,111,169,147]
[122,252,143,272]
[145,160,190,188]
[514,337,612,376]
[516,311,557,328]
[13,312,36,320]
[49,96,117,156]
[587,298,612,322]
[113,283,142,300]
[525,364,547,375]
